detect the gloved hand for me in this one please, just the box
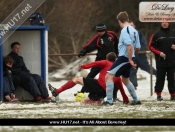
[78,50,86,57]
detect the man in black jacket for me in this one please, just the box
[149,22,175,101]
[8,42,51,102]
[77,23,119,100]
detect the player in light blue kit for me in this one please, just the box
[103,11,141,105]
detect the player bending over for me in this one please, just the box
[49,52,129,105]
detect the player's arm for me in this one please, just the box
[127,44,136,68]
[79,60,106,69]
[127,44,133,61]
[78,34,99,57]
[148,33,161,55]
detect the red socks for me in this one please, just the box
[157,92,161,96]
[157,92,175,97]
[114,78,129,103]
[36,96,42,101]
[170,93,175,97]
[56,80,76,94]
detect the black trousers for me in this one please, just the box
[18,73,49,99]
[81,67,118,99]
[155,67,175,94]
[11,75,20,89]
[81,67,101,93]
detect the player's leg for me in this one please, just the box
[104,56,128,105]
[48,77,83,96]
[80,78,105,105]
[80,67,101,93]
[122,76,141,105]
[129,67,138,89]
[114,77,129,104]
[166,67,175,100]
[121,62,141,105]
[105,73,115,104]
[154,67,166,100]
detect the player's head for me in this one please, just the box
[106,52,117,61]
[4,56,14,66]
[116,11,129,27]
[160,16,170,29]
[129,19,136,28]
[161,22,170,29]
[96,23,106,36]
[11,42,20,54]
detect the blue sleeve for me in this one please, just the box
[123,31,133,45]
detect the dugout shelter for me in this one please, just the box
[0,25,49,101]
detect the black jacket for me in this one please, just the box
[80,30,118,60]
[8,52,30,75]
[3,61,11,76]
[149,27,175,67]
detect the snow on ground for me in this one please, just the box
[0,56,174,132]
[0,54,174,120]
[0,58,172,116]
[49,56,170,102]
[49,67,171,103]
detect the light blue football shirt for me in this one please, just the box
[118,25,140,58]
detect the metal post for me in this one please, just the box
[48,53,97,56]
[149,52,153,96]
[0,44,3,101]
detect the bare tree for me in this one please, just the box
[47,0,98,72]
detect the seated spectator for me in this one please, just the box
[3,56,19,102]
[49,52,129,105]
[11,75,20,90]
[8,42,51,102]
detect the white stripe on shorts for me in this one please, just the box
[107,62,129,75]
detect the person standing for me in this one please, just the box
[129,20,157,89]
[77,23,119,100]
[8,42,51,102]
[104,11,141,105]
[149,21,175,101]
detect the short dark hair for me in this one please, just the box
[129,19,134,23]
[11,42,20,49]
[106,52,117,61]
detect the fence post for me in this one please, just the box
[149,51,153,96]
